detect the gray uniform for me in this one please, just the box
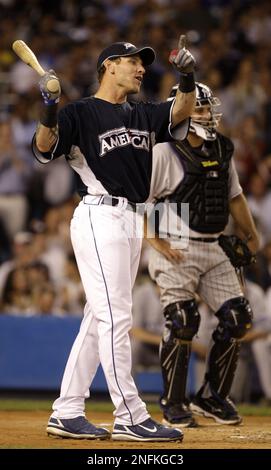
[148,142,243,310]
[146,138,253,426]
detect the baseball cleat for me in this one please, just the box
[112,417,183,441]
[162,403,198,428]
[190,395,242,425]
[46,416,111,439]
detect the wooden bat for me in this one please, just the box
[12,40,60,94]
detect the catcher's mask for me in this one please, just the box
[168,82,222,141]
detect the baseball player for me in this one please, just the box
[32,38,196,441]
[146,82,260,427]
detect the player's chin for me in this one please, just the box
[128,83,141,94]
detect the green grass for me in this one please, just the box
[0,399,270,416]
[0,399,114,412]
[238,404,271,416]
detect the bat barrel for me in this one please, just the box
[12,40,45,76]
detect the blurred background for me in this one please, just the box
[0,0,271,405]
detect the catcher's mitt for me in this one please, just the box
[218,234,256,268]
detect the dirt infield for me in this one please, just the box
[0,410,270,449]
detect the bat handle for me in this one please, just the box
[46,78,60,94]
[35,63,46,76]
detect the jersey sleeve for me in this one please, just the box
[32,104,77,164]
[145,100,189,144]
[228,159,243,199]
[148,143,171,202]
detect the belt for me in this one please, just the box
[105,196,138,212]
[174,235,217,242]
[189,237,218,243]
[83,195,144,213]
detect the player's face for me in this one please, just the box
[191,105,212,124]
[114,55,145,94]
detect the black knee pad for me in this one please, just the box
[163,299,200,342]
[214,296,252,341]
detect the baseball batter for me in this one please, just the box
[146,82,260,427]
[32,39,196,441]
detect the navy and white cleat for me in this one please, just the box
[162,403,198,428]
[112,417,183,442]
[190,395,242,425]
[46,416,111,439]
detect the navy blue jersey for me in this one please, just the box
[33,96,183,203]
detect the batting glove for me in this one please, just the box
[169,35,195,74]
[39,69,61,106]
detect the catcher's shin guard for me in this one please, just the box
[160,300,200,407]
[202,337,241,399]
[160,339,191,406]
[201,297,252,398]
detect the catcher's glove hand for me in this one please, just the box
[218,234,256,268]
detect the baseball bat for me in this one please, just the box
[12,40,60,93]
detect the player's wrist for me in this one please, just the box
[43,98,60,106]
[40,90,60,106]
[40,103,58,128]
[178,72,195,93]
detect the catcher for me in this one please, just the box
[146,82,260,427]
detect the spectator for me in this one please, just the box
[247,173,271,243]
[0,231,35,298]
[0,121,33,239]
[57,254,85,315]
[1,266,33,315]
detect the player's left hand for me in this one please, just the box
[169,35,196,74]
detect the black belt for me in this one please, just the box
[174,235,217,242]
[189,237,218,243]
[102,196,119,207]
[102,196,141,212]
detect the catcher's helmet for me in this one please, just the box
[168,82,222,140]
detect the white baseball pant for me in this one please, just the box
[52,197,149,425]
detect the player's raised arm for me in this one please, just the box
[35,69,61,152]
[169,35,196,127]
